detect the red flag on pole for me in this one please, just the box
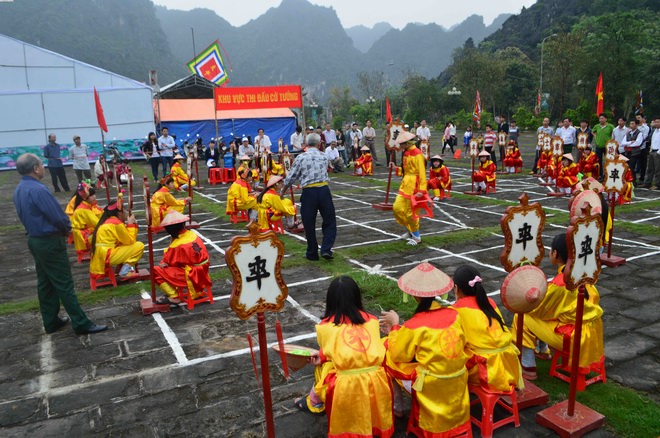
[94,87,108,133]
[385,96,392,124]
[595,72,604,115]
[472,90,482,128]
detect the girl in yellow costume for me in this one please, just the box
[170,154,196,190]
[256,175,298,232]
[225,166,258,221]
[151,175,191,227]
[295,276,394,438]
[452,265,523,393]
[354,145,373,175]
[512,234,604,380]
[265,150,284,181]
[380,262,471,438]
[390,131,428,245]
[90,198,145,279]
[71,183,103,255]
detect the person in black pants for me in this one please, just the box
[43,133,70,192]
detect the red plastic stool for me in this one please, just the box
[76,249,90,264]
[485,179,497,193]
[549,329,606,391]
[90,263,117,291]
[227,210,248,224]
[175,284,214,310]
[209,168,223,185]
[469,385,520,438]
[222,167,236,183]
[268,218,285,234]
[411,193,434,220]
[437,188,451,200]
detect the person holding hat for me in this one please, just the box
[473,150,497,193]
[354,145,373,175]
[71,183,102,256]
[238,137,255,158]
[69,135,92,183]
[226,165,258,222]
[170,154,196,191]
[427,155,451,201]
[452,265,523,393]
[204,140,221,171]
[503,140,523,173]
[152,210,212,305]
[151,175,191,227]
[557,153,579,195]
[512,234,603,380]
[577,145,599,179]
[90,197,145,279]
[380,262,470,436]
[390,131,428,244]
[256,175,299,232]
[295,276,394,438]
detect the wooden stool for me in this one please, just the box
[549,330,606,391]
[209,168,223,185]
[175,284,214,310]
[411,193,434,220]
[228,210,248,224]
[469,385,520,438]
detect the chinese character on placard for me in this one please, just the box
[500,193,546,272]
[564,207,603,290]
[392,129,400,140]
[516,223,533,251]
[246,255,271,289]
[609,168,619,183]
[578,235,593,265]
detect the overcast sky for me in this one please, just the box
[153,0,537,29]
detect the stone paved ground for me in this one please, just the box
[0,133,658,437]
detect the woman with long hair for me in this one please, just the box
[141,131,161,183]
[256,175,298,232]
[71,183,102,256]
[150,175,191,227]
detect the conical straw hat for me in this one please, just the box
[478,150,491,157]
[500,265,547,314]
[394,131,416,145]
[398,262,454,297]
[266,175,283,188]
[360,145,371,151]
[562,153,574,162]
[160,210,189,227]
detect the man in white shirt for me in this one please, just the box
[348,123,363,163]
[556,117,576,156]
[620,118,644,185]
[238,137,255,157]
[323,123,337,145]
[416,120,431,141]
[254,128,272,154]
[290,125,305,154]
[362,120,379,165]
[636,114,650,182]
[69,135,91,183]
[612,117,630,152]
[325,141,344,172]
[158,127,176,173]
[641,116,660,190]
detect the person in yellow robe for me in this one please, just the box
[170,154,196,190]
[391,131,428,245]
[354,146,373,175]
[380,262,470,438]
[151,175,191,227]
[225,166,258,221]
[512,234,604,380]
[265,151,284,181]
[90,198,145,279]
[295,276,394,438]
[71,183,103,255]
[256,175,298,232]
[452,265,523,393]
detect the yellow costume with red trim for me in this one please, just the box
[71,201,103,252]
[90,218,144,277]
[512,266,604,371]
[151,186,186,227]
[170,161,196,190]
[355,152,373,175]
[256,190,296,232]
[385,302,471,438]
[393,145,428,233]
[503,147,523,168]
[577,151,599,178]
[557,162,579,189]
[152,229,212,299]
[473,159,497,183]
[65,196,76,219]
[453,296,523,393]
[266,161,284,181]
[311,312,394,438]
[225,178,257,214]
[427,165,451,197]
[618,167,633,205]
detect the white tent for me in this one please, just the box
[0,33,154,169]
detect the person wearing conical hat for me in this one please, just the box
[616,155,634,205]
[473,150,497,193]
[537,145,556,182]
[90,197,145,279]
[391,131,428,244]
[557,153,579,195]
[236,154,253,178]
[151,174,191,227]
[71,182,102,256]
[451,265,523,393]
[225,165,258,221]
[256,175,299,232]
[577,144,599,179]
[427,155,451,201]
[152,211,212,305]
[503,140,523,173]
[265,150,284,181]
[354,145,373,176]
[170,153,196,191]
[380,262,470,437]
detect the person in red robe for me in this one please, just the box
[557,153,579,195]
[503,141,523,173]
[577,145,600,179]
[473,150,496,193]
[354,146,373,175]
[427,155,452,200]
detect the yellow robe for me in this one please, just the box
[225,179,256,214]
[170,162,196,190]
[257,190,296,231]
[266,161,284,181]
[386,302,470,437]
[65,196,77,219]
[393,145,428,233]
[453,296,523,393]
[71,201,103,252]
[90,218,144,276]
[151,187,186,227]
[513,266,604,371]
[313,313,394,438]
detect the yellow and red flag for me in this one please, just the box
[187,40,229,86]
[595,72,604,115]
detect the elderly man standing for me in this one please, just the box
[13,154,107,335]
[43,133,71,192]
[69,135,92,183]
[281,133,337,261]
[362,120,379,165]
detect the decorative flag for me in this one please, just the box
[94,87,108,133]
[187,40,229,86]
[385,96,392,124]
[595,72,604,115]
[472,90,482,128]
[635,90,644,115]
[534,91,541,116]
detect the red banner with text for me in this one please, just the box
[214,85,302,110]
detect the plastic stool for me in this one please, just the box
[222,167,236,183]
[76,249,90,264]
[268,218,285,234]
[486,179,497,193]
[411,193,434,220]
[469,385,520,438]
[228,210,248,224]
[209,168,223,185]
[175,284,214,310]
[549,330,606,391]
[90,263,117,291]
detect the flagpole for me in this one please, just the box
[100,131,110,203]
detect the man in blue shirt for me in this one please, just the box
[14,153,107,335]
[43,133,71,192]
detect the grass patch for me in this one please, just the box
[0,224,25,235]
[616,221,660,236]
[449,192,518,207]
[349,270,417,320]
[194,194,228,219]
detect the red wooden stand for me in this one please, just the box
[464,156,481,195]
[600,193,626,267]
[547,177,565,197]
[373,151,395,210]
